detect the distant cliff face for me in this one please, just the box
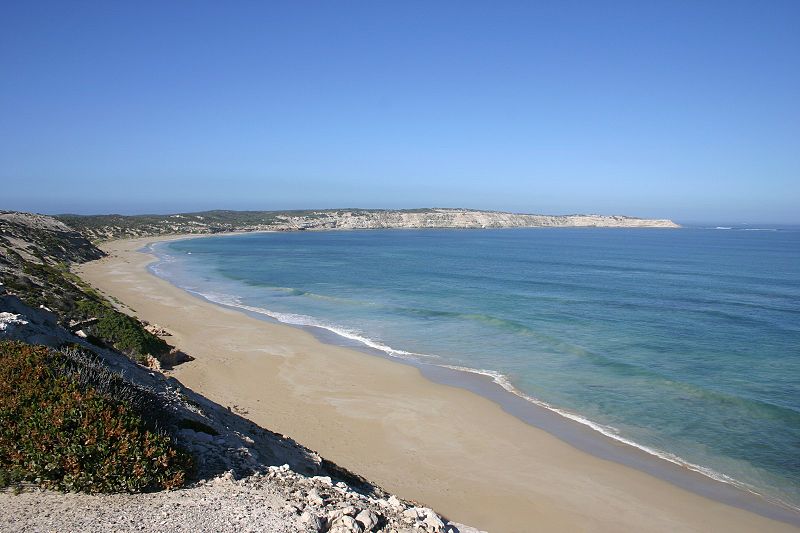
[271,209,680,230]
[58,208,680,241]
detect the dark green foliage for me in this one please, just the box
[0,341,193,493]
[0,465,24,489]
[76,300,169,361]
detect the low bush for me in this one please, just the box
[76,300,169,362]
[0,341,193,492]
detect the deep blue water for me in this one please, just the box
[153,227,800,508]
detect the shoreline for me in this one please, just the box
[146,233,800,522]
[76,234,800,532]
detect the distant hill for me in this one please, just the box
[57,208,680,242]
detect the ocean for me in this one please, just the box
[150,226,800,510]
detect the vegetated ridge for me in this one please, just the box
[57,208,680,242]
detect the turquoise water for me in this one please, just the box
[152,227,800,509]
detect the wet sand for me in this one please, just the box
[75,235,799,532]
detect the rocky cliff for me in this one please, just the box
[58,208,680,242]
[272,209,680,231]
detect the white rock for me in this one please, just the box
[327,505,357,520]
[306,488,324,506]
[423,512,446,532]
[387,495,404,510]
[355,509,380,531]
[329,515,364,533]
[402,508,421,523]
[298,511,325,531]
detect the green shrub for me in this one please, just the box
[76,300,169,361]
[1,254,168,364]
[0,341,193,492]
[94,311,169,361]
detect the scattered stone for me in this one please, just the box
[306,488,324,506]
[402,508,420,523]
[387,495,404,510]
[145,354,163,371]
[329,515,364,533]
[144,323,171,336]
[298,510,325,531]
[423,510,446,532]
[355,508,380,531]
[327,505,357,521]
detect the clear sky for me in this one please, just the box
[1,1,798,223]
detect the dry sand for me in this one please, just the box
[75,235,799,533]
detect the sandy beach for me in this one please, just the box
[74,235,799,533]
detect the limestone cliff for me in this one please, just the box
[58,208,680,242]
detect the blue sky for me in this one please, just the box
[1,1,798,222]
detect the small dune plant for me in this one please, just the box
[0,341,193,492]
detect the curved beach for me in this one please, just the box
[75,235,800,533]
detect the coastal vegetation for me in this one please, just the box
[1,212,192,492]
[0,341,193,492]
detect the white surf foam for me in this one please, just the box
[148,250,799,513]
[197,288,792,506]
[435,363,800,510]
[189,290,433,360]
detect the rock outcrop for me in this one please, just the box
[0,210,105,263]
[0,290,75,346]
